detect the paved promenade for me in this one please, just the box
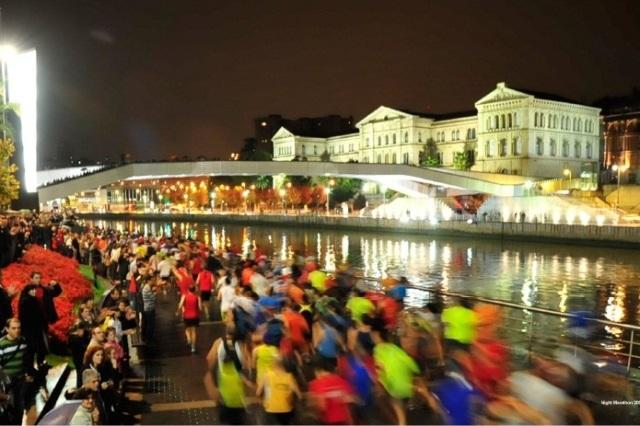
[138,290,438,425]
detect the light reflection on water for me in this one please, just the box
[83,219,640,325]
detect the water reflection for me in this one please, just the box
[83,219,640,324]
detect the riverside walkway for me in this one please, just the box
[139,290,438,425]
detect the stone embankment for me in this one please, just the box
[79,212,640,249]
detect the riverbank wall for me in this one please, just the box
[78,212,640,249]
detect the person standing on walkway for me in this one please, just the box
[0,270,17,330]
[18,272,61,368]
[141,277,157,343]
[0,318,33,425]
[177,285,201,353]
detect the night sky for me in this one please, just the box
[3,0,640,167]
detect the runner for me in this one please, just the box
[177,285,202,353]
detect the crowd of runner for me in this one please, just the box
[0,212,637,425]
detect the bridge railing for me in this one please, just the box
[359,276,640,374]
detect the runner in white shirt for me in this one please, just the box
[217,277,237,321]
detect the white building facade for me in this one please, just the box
[272,82,601,180]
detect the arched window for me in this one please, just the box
[392,134,396,144]
[494,115,499,129]
[485,140,492,157]
[536,137,544,156]
[403,153,409,164]
[313,145,318,155]
[540,113,545,128]
[404,132,408,143]
[500,139,507,156]
[487,117,492,130]
[586,142,593,159]
[384,153,389,163]
[377,136,381,146]
[366,137,370,147]
[573,117,577,131]
[385,135,389,145]
[451,130,456,140]
[472,128,476,139]
[301,145,306,155]
[514,112,518,127]
[577,119,582,132]
[550,139,557,156]
[377,154,382,163]
[508,114,513,128]
[501,114,506,129]
[392,153,397,163]
[574,141,581,158]
[534,112,539,127]
[562,140,569,157]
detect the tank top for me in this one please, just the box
[198,270,213,292]
[183,292,199,319]
[216,339,244,408]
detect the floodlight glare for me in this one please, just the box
[7,49,38,193]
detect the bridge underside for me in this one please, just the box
[37,161,528,203]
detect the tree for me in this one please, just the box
[452,151,473,170]
[255,175,272,190]
[239,138,272,161]
[420,138,440,167]
[320,150,331,162]
[0,100,19,208]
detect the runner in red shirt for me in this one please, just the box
[196,269,214,320]
[282,303,310,356]
[177,285,202,353]
[172,262,194,295]
[308,358,355,425]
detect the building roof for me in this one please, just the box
[512,87,579,104]
[397,108,476,121]
[593,89,640,115]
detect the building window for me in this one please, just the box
[573,117,577,131]
[534,112,538,127]
[508,114,512,128]
[500,114,505,129]
[403,153,409,164]
[586,142,593,159]
[512,137,521,155]
[392,134,396,144]
[485,140,493,157]
[313,145,318,155]
[487,117,492,130]
[418,132,423,142]
[366,137,370,147]
[384,153,389,163]
[562,140,569,157]
[392,153,397,163]
[404,132,408,143]
[550,139,557,156]
[377,154,382,163]
[574,141,581,158]
[494,115,499,129]
[378,136,381,146]
[301,145,306,156]
[536,137,543,156]
[514,112,519,127]
[500,139,507,156]
[385,135,389,145]
[540,113,545,128]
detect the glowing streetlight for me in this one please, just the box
[210,191,217,210]
[612,164,629,209]
[563,168,572,189]
[242,189,249,213]
[278,188,286,211]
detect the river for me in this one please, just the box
[82,217,640,328]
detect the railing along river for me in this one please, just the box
[359,276,640,375]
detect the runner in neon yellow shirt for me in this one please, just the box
[346,292,375,323]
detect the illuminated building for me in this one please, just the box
[272,82,601,182]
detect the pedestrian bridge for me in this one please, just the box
[37,161,531,203]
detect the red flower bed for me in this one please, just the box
[3,246,93,343]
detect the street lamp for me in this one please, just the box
[242,189,249,214]
[612,164,629,209]
[563,168,572,189]
[210,191,216,211]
